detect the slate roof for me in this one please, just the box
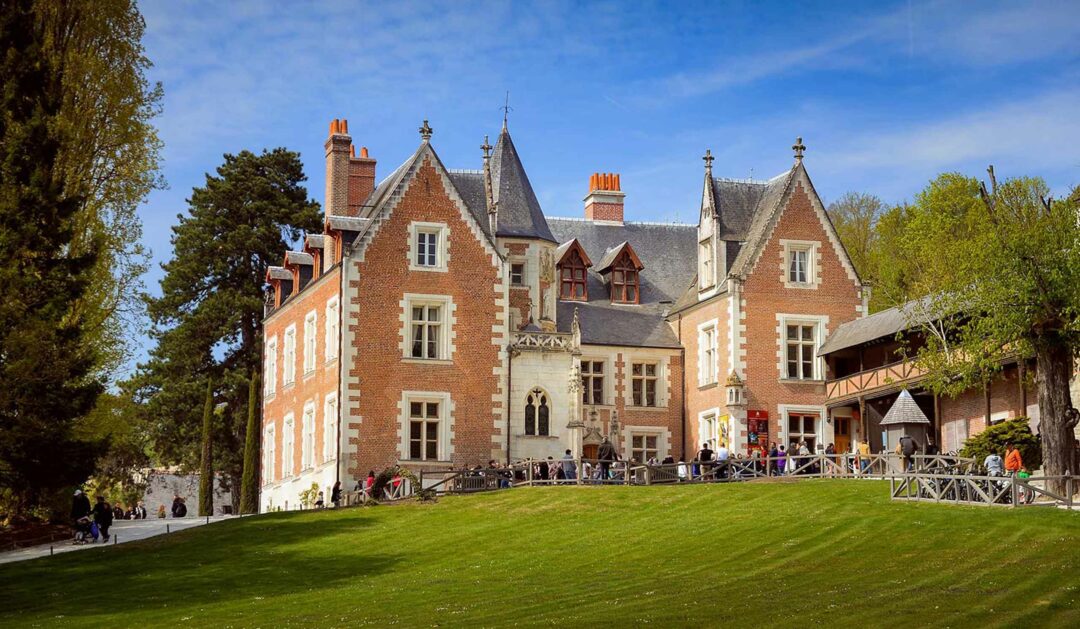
[266,266,291,281]
[488,128,556,242]
[326,215,371,233]
[548,218,696,348]
[727,169,796,278]
[548,218,696,304]
[880,389,931,426]
[285,251,313,266]
[712,178,776,240]
[446,170,492,239]
[304,234,326,249]
[818,295,937,356]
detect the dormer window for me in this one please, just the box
[559,249,588,300]
[595,242,644,305]
[610,254,640,304]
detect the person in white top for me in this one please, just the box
[716,443,730,479]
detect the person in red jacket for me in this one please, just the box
[1004,442,1023,475]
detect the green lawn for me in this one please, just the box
[1,481,1078,627]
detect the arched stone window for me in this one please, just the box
[525,388,550,436]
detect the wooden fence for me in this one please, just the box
[889,472,1076,508]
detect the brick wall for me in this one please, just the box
[261,266,341,497]
[345,157,504,477]
[585,201,624,223]
[939,364,1035,451]
[676,297,728,457]
[739,179,863,447]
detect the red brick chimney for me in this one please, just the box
[325,118,352,218]
[584,172,625,224]
[347,144,376,215]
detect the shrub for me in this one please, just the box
[960,417,1041,470]
[298,482,320,509]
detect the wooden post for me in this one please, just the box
[577,457,583,486]
[1011,476,1019,508]
[526,460,533,486]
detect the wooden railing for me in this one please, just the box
[407,454,978,496]
[890,472,1076,508]
[826,360,927,404]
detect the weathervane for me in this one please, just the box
[501,91,513,129]
[419,119,433,141]
[792,136,806,161]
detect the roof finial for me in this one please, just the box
[703,149,714,175]
[792,136,806,161]
[419,119,433,141]
[501,91,512,131]
[481,135,492,160]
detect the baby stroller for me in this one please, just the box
[73,516,99,544]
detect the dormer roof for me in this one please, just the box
[554,237,593,268]
[595,241,644,274]
[265,266,291,281]
[284,251,314,266]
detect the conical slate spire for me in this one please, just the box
[880,389,931,426]
[488,126,556,242]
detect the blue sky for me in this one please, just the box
[132,0,1080,371]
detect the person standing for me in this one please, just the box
[777,445,788,475]
[171,495,187,518]
[696,443,714,479]
[597,437,618,481]
[538,457,550,482]
[897,434,919,471]
[71,489,92,543]
[716,442,730,480]
[93,496,113,543]
[857,439,871,475]
[1004,442,1024,475]
[331,481,342,508]
[561,449,577,482]
[768,443,779,476]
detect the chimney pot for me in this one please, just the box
[584,172,625,224]
[342,119,349,134]
[360,146,369,158]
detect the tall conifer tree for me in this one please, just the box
[198,379,214,517]
[0,0,104,512]
[239,372,260,514]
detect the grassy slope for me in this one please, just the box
[1,481,1078,628]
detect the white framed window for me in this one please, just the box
[581,359,605,405]
[631,362,659,407]
[403,295,453,361]
[411,304,442,359]
[281,413,295,478]
[263,423,276,483]
[264,336,277,396]
[301,402,315,470]
[786,413,820,451]
[631,433,659,462]
[777,314,827,381]
[303,311,317,374]
[698,410,720,449]
[697,320,718,386]
[785,323,816,380]
[510,262,525,286]
[323,394,337,463]
[408,222,449,272]
[782,240,819,288]
[283,325,296,385]
[699,239,713,289]
[325,297,339,362]
[400,392,452,462]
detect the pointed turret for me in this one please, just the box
[488,126,556,242]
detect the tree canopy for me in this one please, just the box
[132,148,321,507]
[0,0,105,513]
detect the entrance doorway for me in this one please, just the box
[833,416,851,454]
[583,444,598,460]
